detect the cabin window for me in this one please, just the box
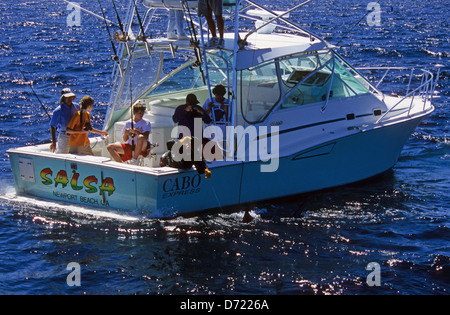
[333,55,370,96]
[278,51,370,110]
[149,51,231,97]
[238,60,281,124]
[150,60,205,95]
[279,52,333,108]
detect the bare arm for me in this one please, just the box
[50,126,57,152]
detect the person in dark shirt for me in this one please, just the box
[160,138,211,178]
[172,93,211,139]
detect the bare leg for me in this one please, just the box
[107,142,125,162]
[133,135,148,160]
[205,14,217,38]
[216,15,224,38]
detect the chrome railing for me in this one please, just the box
[356,67,441,124]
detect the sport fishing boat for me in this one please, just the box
[7,0,440,218]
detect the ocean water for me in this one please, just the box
[0,0,448,295]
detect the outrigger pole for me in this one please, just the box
[244,0,323,44]
[335,0,382,46]
[97,0,123,77]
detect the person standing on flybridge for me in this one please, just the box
[167,9,188,40]
[198,0,225,47]
[107,101,152,164]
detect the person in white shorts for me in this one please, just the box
[107,102,152,164]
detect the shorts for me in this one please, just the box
[198,0,223,17]
[56,133,70,154]
[120,142,151,162]
[69,145,93,155]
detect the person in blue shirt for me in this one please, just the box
[202,84,229,123]
[50,88,80,153]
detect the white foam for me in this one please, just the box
[0,193,141,222]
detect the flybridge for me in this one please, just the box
[143,0,198,9]
[142,0,235,9]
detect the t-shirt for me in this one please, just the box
[202,97,229,122]
[122,118,152,145]
[172,104,211,139]
[50,102,80,134]
[67,110,91,146]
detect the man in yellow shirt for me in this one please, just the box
[66,96,108,155]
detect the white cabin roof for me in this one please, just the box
[222,32,332,70]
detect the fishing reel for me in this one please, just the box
[113,32,127,42]
[192,60,201,68]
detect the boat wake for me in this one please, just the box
[0,182,264,227]
[0,191,141,223]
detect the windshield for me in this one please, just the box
[104,48,163,130]
[237,51,371,124]
[148,50,232,98]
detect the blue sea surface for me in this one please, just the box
[0,0,449,295]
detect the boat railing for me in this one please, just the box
[355,67,440,124]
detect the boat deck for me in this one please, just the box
[7,141,239,177]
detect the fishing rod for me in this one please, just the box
[111,0,131,57]
[181,0,198,43]
[97,0,123,77]
[129,57,135,153]
[17,66,51,120]
[132,0,151,56]
[181,0,206,85]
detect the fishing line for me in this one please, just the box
[210,181,224,212]
[9,35,51,120]
[129,54,135,152]
[335,0,382,46]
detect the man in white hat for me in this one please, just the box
[49,88,80,153]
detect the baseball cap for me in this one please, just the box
[186,94,200,105]
[61,88,76,98]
